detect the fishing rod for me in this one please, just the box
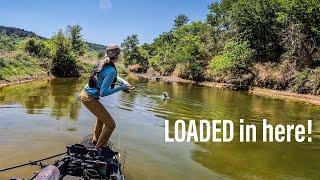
[116,81,208,105]
[0,152,67,172]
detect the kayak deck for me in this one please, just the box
[28,135,124,180]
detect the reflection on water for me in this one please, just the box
[0,76,320,179]
[0,78,83,120]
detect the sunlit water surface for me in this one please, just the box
[0,76,320,179]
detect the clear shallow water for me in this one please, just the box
[0,77,320,179]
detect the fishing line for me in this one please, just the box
[130,86,211,107]
[114,81,212,107]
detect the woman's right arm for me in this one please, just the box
[117,76,130,85]
[99,69,128,97]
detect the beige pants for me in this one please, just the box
[80,90,116,148]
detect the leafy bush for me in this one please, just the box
[308,68,320,95]
[148,55,162,72]
[291,69,311,94]
[210,55,225,72]
[172,63,188,78]
[0,33,23,51]
[208,40,255,89]
[77,60,93,74]
[51,31,80,77]
[20,38,50,57]
[121,35,149,73]
[210,40,254,73]
[172,34,209,80]
[290,68,320,95]
[145,22,212,79]
[0,52,46,81]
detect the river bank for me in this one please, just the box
[130,73,320,106]
[0,75,53,88]
[2,72,320,106]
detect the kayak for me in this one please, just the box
[11,135,125,180]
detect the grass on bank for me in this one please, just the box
[0,51,47,82]
[0,25,129,83]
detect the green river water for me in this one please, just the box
[0,76,320,180]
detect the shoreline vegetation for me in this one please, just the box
[1,0,320,105]
[0,75,53,88]
[0,25,104,84]
[1,67,320,106]
[2,72,320,106]
[119,1,320,102]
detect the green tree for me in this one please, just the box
[174,14,189,28]
[230,0,281,60]
[277,0,320,39]
[173,34,209,80]
[206,0,237,55]
[121,34,141,66]
[148,22,212,76]
[67,25,86,56]
[277,0,320,67]
[137,43,152,72]
[51,30,80,77]
[206,0,235,31]
[149,31,176,74]
[280,23,319,70]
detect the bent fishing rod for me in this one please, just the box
[0,152,66,172]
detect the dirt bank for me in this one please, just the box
[131,73,320,106]
[250,88,320,106]
[0,75,53,88]
[130,73,233,89]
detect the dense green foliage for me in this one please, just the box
[51,31,80,77]
[121,35,148,72]
[20,38,50,57]
[173,14,189,29]
[0,25,109,81]
[0,33,24,51]
[0,51,47,81]
[210,40,254,73]
[230,0,281,60]
[121,0,320,94]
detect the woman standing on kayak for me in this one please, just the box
[80,45,133,148]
